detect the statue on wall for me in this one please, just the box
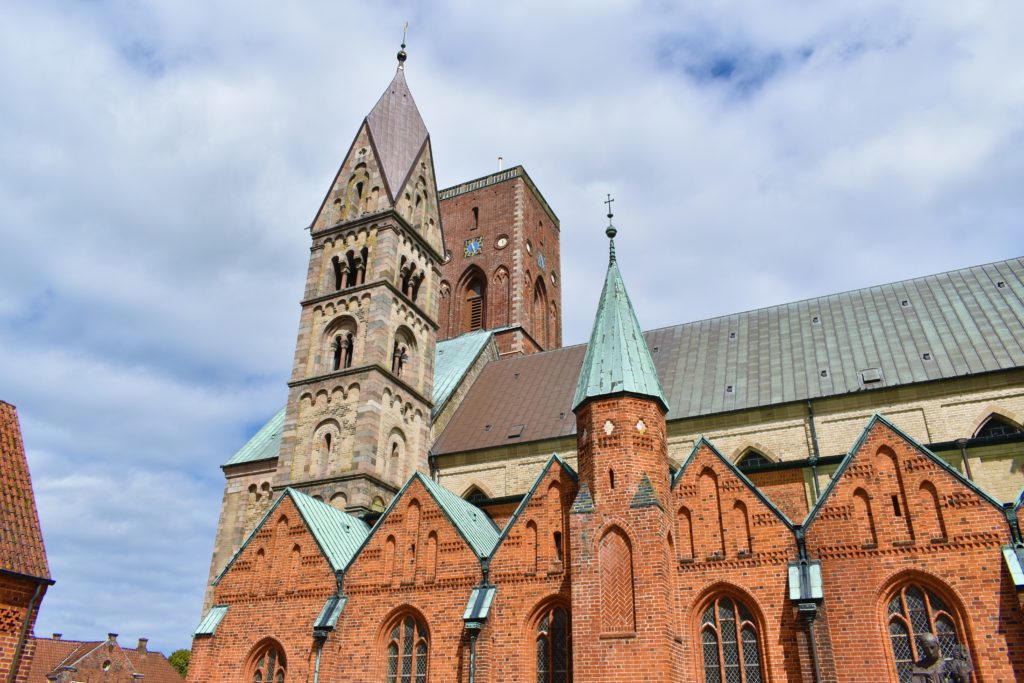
[911,633,973,683]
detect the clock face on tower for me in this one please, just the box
[496,235,509,249]
[464,237,482,257]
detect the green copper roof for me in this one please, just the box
[214,488,369,584]
[432,330,494,418]
[416,473,500,558]
[572,256,668,412]
[193,605,229,637]
[223,407,285,467]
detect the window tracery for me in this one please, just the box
[535,605,570,683]
[248,643,286,683]
[886,583,968,683]
[385,615,428,683]
[700,595,762,683]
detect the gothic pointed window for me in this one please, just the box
[700,596,762,683]
[535,605,570,683]
[975,414,1021,439]
[459,272,487,333]
[248,642,286,683]
[736,450,771,471]
[385,615,428,683]
[886,583,968,683]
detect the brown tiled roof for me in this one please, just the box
[0,401,50,580]
[366,69,428,201]
[28,637,184,683]
[432,257,1024,455]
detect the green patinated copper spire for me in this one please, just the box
[571,201,668,413]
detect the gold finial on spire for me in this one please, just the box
[604,194,617,263]
[397,22,409,70]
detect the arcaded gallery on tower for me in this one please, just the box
[188,48,1024,683]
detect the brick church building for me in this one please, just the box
[189,47,1024,682]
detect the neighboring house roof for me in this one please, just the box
[572,245,667,412]
[27,637,183,683]
[431,329,494,418]
[0,401,50,580]
[226,330,492,466]
[434,257,1024,454]
[366,68,429,200]
[222,407,285,467]
[216,488,370,583]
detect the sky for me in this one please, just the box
[1,0,1022,655]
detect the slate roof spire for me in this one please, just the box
[366,37,428,201]
[571,210,668,413]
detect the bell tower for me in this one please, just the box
[274,46,443,513]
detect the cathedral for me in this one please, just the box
[189,47,1024,682]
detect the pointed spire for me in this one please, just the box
[571,207,668,413]
[365,48,428,201]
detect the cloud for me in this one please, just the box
[0,0,1021,653]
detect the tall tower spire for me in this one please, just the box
[274,51,444,513]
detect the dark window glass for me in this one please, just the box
[385,616,427,683]
[701,596,761,683]
[535,606,570,683]
[977,416,1021,439]
[887,584,966,683]
[736,452,771,471]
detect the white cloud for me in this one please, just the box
[1,0,1021,652]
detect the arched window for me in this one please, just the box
[886,583,968,682]
[463,486,488,504]
[333,333,353,371]
[385,615,428,683]
[460,273,487,333]
[700,595,762,683]
[976,414,1022,439]
[248,642,286,683]
[535,604,570,683]
[736,450,771,471]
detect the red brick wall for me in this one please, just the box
[0,574,45,683]
[745,466,810,523]
[671,444,803,682]
[804,420,1024,682]
[189,497,337,683]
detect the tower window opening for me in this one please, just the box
[471,206,479,230]
[324,433,332,450]
[891,494,902,517]
[333,335,343,371]
[553,531,563,562]
[609,469,615,490]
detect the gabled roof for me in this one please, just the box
[435,257,1024,455]
[490,454,577,556]
[417,473,501,558]
[671,437,795,529]
[223,407,285,467]
[366,69,429,201]
[432,330,494,418]
[572,250,667,412]
[215,488,369,583]
[29,637,184,683]
[803,413,1004,528]
[0,401,50,581]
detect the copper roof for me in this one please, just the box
[0,401,50,580]
[432,257,1024,455]
[28,637,184,683]
[366,69,428,201]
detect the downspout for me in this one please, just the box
[467,627,480,683]
[8,580,45,683]
[806,400,822,501]
[955,437,975,481]
[795,529,823,683]
[428,450,438,482]
[313,570,344,683]
[312,638,325,683]
[1004,503,1022,545]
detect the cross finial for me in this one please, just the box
[604,194,617,263]
[397,22,409,70]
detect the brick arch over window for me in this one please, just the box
[881,575,972,683]
[457,266,488,333]
[734,446,775,471]
[381,609,430,683]
[247,638,286,683]
[529,597,571,683]
[695,589,766,683]
[598,526,635,634]
[532,276,549,348]
[493,266,510,327]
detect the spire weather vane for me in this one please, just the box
[604,194,617,263]
[397,22,409,69]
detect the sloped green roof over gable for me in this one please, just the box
[417,473,501,558]
[572,258,668,412]
[215,488,369,583]
[432,330,494,417]
[223,407,285,467]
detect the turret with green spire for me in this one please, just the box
[571,202,668,414]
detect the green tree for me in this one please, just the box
[169,649,190,678]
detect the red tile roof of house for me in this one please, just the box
[0,401,50,580]
[28,636,184,683]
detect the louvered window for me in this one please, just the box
[469,295,483,331]
[887,584,967,683]
[700,596,762,683]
